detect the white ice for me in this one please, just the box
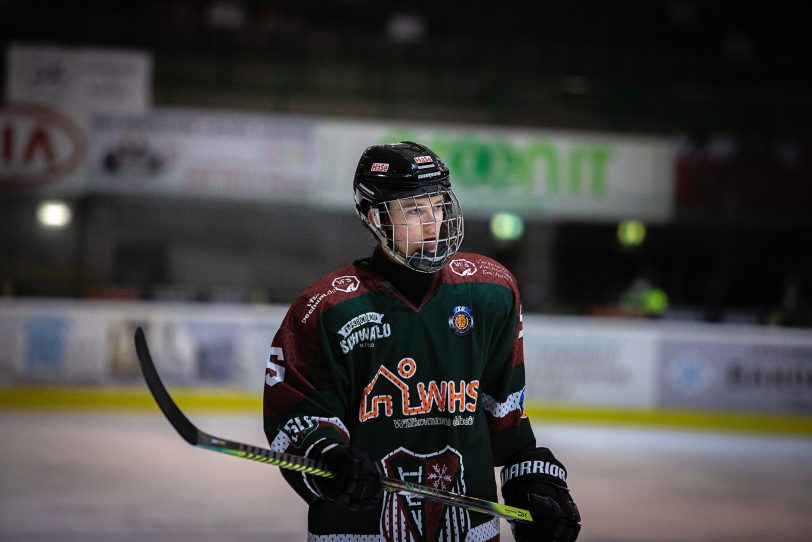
[0,413,810,541]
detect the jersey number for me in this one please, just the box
[265,346,286,386]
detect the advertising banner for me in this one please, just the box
[6,44,151,115]
[1,306,109,384]
[2,44,152,193]
[85,109,316,200]
[658,335,812,414]
[0,300,285,390]
[522,316,659,407]
[4,62,676,222]
[314,120,676,221]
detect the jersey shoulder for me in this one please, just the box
[441,252,518,290]
[286,260,382,328]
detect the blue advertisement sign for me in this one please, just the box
[23,316,70,373]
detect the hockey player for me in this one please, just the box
[263,141,581,541]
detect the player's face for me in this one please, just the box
[386,194,445,256]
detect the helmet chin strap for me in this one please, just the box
[376,240,442,274]
[406,247,447,264]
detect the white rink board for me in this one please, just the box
[0,299,286,390]
[522,315,660,407]
[2,300,811,415]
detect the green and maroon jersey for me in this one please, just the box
[263,252,535,542]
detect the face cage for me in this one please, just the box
[368,188,464,273]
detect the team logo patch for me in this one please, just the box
[413,155,433,164]
[449,306,474,336]
[449,258,478,276]
[332,275,360,292]
[371,162,389,172]
[380,446,470,542]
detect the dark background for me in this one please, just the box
[2,0,811,326]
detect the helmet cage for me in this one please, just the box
[364,187,464,273]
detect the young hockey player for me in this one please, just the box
[263,141,581,541]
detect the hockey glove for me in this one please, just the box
[310,442,383,511]
[501,447,581,542]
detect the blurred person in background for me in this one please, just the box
[262,141,581,541]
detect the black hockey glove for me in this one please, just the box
[501,447,581,542]
[311,442,383,511]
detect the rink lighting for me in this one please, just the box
[617,219,646,247]
[490,212,524,242]
[36,200,72,228]
[644,288,669,314]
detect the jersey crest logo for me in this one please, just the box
[332,275,360,292]
[380,446,470,542]
[449,259,477,276]
[448,306,474,336]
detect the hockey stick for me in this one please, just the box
[134,327,532,523]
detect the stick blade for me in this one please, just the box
[134,326,199,446]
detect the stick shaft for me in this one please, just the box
[134,326,532,523]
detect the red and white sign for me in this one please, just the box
[0,103,87,189]
[371,162,389,172]
[414,155,433,164]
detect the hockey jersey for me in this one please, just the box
[263,252,536,542]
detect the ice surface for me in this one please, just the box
[1,413,810,542]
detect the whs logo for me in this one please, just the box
[359,357,479,422]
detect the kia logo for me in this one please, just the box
[1,102,87,188]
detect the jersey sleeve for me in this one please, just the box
[479,280,537,466]
[263,304,352,504]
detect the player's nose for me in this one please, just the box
[423,218,438,236]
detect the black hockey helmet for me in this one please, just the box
[353,141,464,273]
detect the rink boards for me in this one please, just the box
[1,299,810,434]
